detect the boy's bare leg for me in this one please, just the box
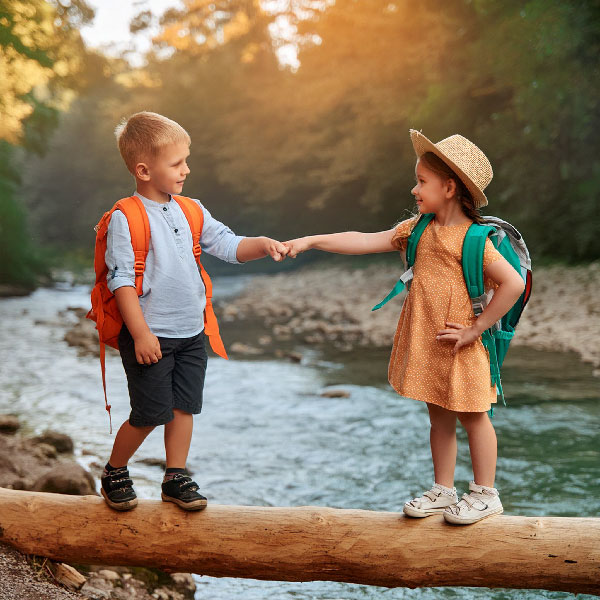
[161,409,206,510]
[164,409,193,469]
[457,411,497,488]
[109,420,155,468]
[426,403,458,488]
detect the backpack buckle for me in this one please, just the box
[134,260,145,274]
[193,243,202,257]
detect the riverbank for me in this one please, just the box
[0,417,195,600]
[216,262,600,376]
[59,262,600,376]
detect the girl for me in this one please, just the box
[284,130,525,525]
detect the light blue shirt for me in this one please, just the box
[105,192,244,338]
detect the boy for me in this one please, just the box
[100,111,287,511]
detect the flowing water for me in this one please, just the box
[0,279,598,600]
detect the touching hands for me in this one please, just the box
[283,237,313,259]
[436,321,482,355]
[263,237,289,262]
[134,331,163,365]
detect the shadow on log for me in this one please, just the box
[0,488,598,594]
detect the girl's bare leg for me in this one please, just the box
[457,410,497,488]
[164,409,193,469]
[426,403,458,488]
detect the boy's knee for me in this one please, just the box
[128,420,156,433]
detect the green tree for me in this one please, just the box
[21,0,600,267]
[0,0,93,289]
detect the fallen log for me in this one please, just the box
[0,488,598,594]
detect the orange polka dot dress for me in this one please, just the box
[388,217,504,412]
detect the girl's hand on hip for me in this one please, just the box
[436,321,480,355]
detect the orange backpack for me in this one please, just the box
[87,195,228,432]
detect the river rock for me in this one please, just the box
[169,574,195,592]
[32,462,96,495]
[0,434,60,490]
[0,415,20,434]
[136,457,167,469]
[33,442,58,460]
[31,430,74,454]
[97,569,120,581]
[64,318,100,356]
[0,284,33,297]
[320,389,351,398]
[229,342,263,355]
[274,349,303,362]
[80,580,111,599]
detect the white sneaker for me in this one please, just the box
[403,483,458,517]
[443,481,504,525]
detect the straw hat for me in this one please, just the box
[409,129,493,208]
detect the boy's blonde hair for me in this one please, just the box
[115,111,191,174]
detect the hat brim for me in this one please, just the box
[409,129,488,208]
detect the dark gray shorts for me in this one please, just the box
[118,326,208,427]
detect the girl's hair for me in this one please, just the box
[419,151,484,224]
[115,111,191,174]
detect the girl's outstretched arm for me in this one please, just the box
[437,258,526,354]
[236,236,288,262]
[285,228,397,258]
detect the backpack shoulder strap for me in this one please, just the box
[372,213,434,311]
[406,213,434,268]
[172,196,228,360]
[114,196,150,296]
[173,195,204,258]
[462,223,495,308]
[462,222,506,408]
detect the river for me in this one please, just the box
[0,278,598,600]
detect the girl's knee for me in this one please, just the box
[427,403,457,431]
[457,410,489,431]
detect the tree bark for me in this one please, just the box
[0,488,598,594]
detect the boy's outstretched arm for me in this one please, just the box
[285,228,397,258]
[236,236,288,263]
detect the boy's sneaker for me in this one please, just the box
[161,473,207,511]
[101,466,138,511]
[403,483,458,517]
[443,481,503,525]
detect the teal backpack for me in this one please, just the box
[373,213,532,412]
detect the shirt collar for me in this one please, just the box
[134,191,173,209]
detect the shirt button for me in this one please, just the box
[174,228,178,233]
[163,206,167,211]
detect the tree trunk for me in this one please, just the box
[0,488,598,594]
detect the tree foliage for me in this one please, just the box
[18,0,600,274]
[0,0,93,287]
